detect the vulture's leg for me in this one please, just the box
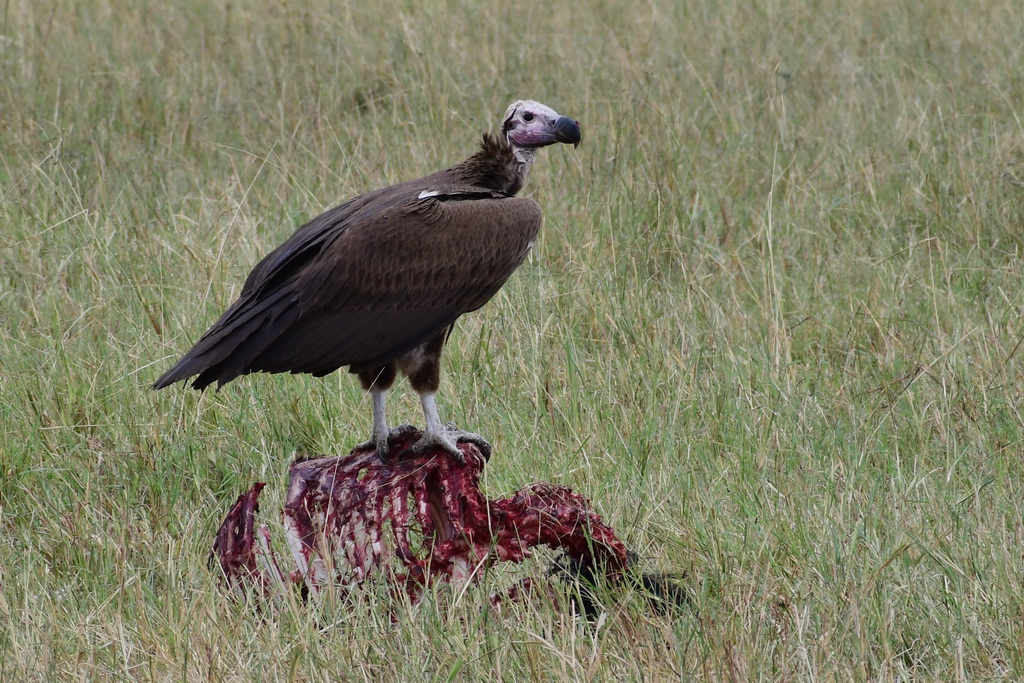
[401,335,491,464]
[356,364,413,458]
[407,393,492,464]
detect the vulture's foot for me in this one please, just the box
[357,423,418,460]
[404,422,491,464]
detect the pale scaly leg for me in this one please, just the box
[404,393,491,463]
[356,387,416,458]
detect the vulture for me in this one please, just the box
[154,100,581,462]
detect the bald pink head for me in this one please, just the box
[501,100,581,150]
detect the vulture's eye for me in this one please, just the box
[523,112,534,122]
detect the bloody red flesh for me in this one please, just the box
[212,430,628,602]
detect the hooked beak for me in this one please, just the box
[551,116,582,148]
[505,107,583,149]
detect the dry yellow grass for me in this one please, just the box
[2,0,1023,678]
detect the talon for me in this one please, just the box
[357,424,419,461]
[440,421,490,461]
[402,425,491,465]
[355,437,381,455]
[457,431,492,462]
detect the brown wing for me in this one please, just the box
[153,188,541,389]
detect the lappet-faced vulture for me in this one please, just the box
[154,100,581,461]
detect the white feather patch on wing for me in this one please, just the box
[417,190,439,199]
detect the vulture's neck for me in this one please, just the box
[445,133,531,196]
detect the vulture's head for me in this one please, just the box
[502,100,581,154]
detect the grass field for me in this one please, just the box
[3,0,1024,678]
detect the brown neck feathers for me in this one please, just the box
[446,133,525,195]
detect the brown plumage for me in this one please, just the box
[154,100,581,460]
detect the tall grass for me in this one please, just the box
[2,0,1023,678]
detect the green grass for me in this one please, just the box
[3,0,1024,678]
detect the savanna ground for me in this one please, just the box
[3,0,1024,679]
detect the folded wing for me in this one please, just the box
[153,187,542,390]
